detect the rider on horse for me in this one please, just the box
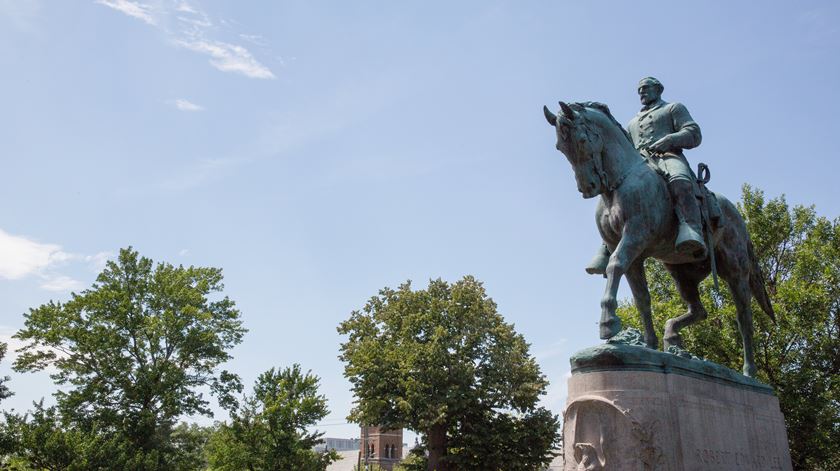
[586,77,707,275]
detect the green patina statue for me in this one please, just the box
[543,78,776,377]
[587,77,706,275]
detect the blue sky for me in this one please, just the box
[2,1,839,442]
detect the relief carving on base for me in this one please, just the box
[574,442,606,470]
[564,396,663,471]
[631,418,664,470]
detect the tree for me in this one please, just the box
[338,276,560,471]
[12,247,246,469]
[170,422,213,471]
[0,343,11,404]
[618,185,840,470]
[0,409,213,471]
[0,401,130,470]
[444,407,560,471]
[205,364,339,471]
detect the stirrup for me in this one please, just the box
[676,224,707,258]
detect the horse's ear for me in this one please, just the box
[543,105,557,127]
[559,101,575,120]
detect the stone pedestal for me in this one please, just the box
[563,340,792,470]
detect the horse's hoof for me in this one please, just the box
[743,363,757,378]
[644,336,658,350]
[663,334,682,349]
[599,317,622,340]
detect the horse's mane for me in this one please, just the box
[575,101,633,145]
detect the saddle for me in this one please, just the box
[645,157,721,225]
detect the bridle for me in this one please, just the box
[567,109,636,194]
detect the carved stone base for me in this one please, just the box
[563,342,792,470]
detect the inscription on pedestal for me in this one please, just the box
[694,449,785,469]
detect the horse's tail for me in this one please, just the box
[748,238,776,323]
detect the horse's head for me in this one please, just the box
[543,102,608,199]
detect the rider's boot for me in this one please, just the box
[669,179,707,259]
[585,243,611,275]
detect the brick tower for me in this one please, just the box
[360,426,403,470]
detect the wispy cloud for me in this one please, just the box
[0,229,110,292]
[84,251,114,272]
[39,275,84,292]
[239,33,268,47]
[0,229,70,280]
[94,0,275,79]
[174,1,197,14]
[152,56,405,193]
[169,98,205,111]
[96,0,156,26]
[175,39,275,79]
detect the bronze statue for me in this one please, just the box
[586,77,706,276]
[543,83,775,377]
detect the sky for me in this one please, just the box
[1,0,839,443]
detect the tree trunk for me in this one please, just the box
[427,423,448,471]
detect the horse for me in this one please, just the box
[543,101,774,377]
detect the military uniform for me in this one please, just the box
[627,99,701,184]
[585,84,707,276]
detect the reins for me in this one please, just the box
[603,157,645,192]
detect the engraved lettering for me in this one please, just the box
[695,448,783,469]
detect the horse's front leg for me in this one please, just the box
[599,234,645,339]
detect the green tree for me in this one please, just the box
[0,343,12,403]
[12,247,246,469]
[338,276,560,471]
[170,422,213,471]
[206,364,339,471]
[618,185,840,470]
[0,401,119,470]
[0,411,215,471]
[445,407,560,471]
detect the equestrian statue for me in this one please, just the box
[543,77,774,377]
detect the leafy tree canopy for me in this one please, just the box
[206,364,339,471]
[339,276,559,471]
[0,343,11,404]
[12,247,246,468]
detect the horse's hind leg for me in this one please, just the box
[725,276,757,377]
[625,259,658,348]
[663,263,709,349]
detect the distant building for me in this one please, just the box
[315,437,362,453]
[326,447,410,471]
[360,426,403,471]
